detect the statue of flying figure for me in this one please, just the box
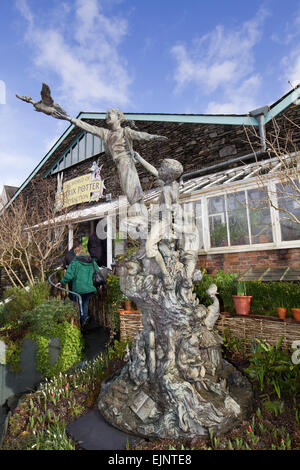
[17,83,167,238]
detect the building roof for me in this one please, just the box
[6,86,300,209]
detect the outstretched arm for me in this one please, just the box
[67,116,107,140]
[127,127,168,143]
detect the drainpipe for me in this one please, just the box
[249,105,269,152]
[180,106,269,183]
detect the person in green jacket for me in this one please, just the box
[56,244,101,327]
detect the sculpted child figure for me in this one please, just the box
[17,85,167,223]
[145,158,183,289]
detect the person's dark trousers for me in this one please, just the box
[77,293,93,326]
[68,281,76,301]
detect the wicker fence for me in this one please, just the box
[118,310,300,349]
[215,314,300,350]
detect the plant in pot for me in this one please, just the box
[290,289,300,321]
[123,295,132,312]
[273,282,288,319]
[232,281,252,316]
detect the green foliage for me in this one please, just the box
[108,339,132,361]
[105,274,128,337]
[193,270,300,316]
[193,273,215,306]
[2,282,50,326]
[193,270,238,311]
[31,321,84,378]
[245,337,300,399]
[2,296,82,375]
[21,298,78,334]
[222,328,248,359]
[237,281,247,296]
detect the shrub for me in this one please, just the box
[2,282,50,326]
[32,321,84,378]
[21,298,78,334]
[245,337,300,399]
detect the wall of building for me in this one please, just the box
[198,247,300,275]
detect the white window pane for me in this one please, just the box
[58,158,64,171]
[208,195,228,247]
[93,136,101,154]
[78,135,85,161]
[194,200,204,250]
[86,133,93,158]
[247,188,273,244]
[65,150,71,167]
[72,143,78,163]
[227,191,249,245]
[277,181,300,241]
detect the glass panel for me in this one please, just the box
[208,195,228,247]
[276,181,300,241]
[78,135,85,161]
[94,136,101,155]
[247,188,273,244]
[193,200,204,250]
[58,158,64,171]
[227,191,249,245]
[86,133,93,159]
[65,150,71,167]
[72,143,78,163]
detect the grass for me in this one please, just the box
[1,338,299,451]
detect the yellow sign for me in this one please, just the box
[55,170,104,209]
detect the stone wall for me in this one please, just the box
[20,97,300,213]
[198,247,300,275]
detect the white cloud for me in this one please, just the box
[170,7,269,113]
[16,0,132,112]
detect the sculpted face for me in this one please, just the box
[106,109,121,129]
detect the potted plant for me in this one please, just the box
[123,296,132,311]
[273,282,288,319]
[292,308,300,321]
[289,288,300,321]
[232,281,252,316]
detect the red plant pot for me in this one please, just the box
[277,307,287,319]
[232,295,252,316]
[292,308,300,322]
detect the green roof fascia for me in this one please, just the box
[265,88,300,123]
[5,120,77,208]
[6,87,299,208]
[77,111,258,126]
[44,130,85,177]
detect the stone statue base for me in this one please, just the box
[98,248,253,440]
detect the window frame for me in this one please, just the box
[47,131,103,175]
[181,174,300,254]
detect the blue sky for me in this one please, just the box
[0,0,300,190]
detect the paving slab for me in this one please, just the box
[67,409,143,450]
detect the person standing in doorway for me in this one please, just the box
[56,244,101,328]
[88,231,107,267]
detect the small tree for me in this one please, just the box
[0,177,70,289]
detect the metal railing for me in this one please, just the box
[48,267,83,316]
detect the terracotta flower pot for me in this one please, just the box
[232,295,252,315]
[291,308,300,322]
[277,307,287,319]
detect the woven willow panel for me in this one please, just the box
[215,314,300,350]
[118,309,300,350]
[119,310,143,341]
